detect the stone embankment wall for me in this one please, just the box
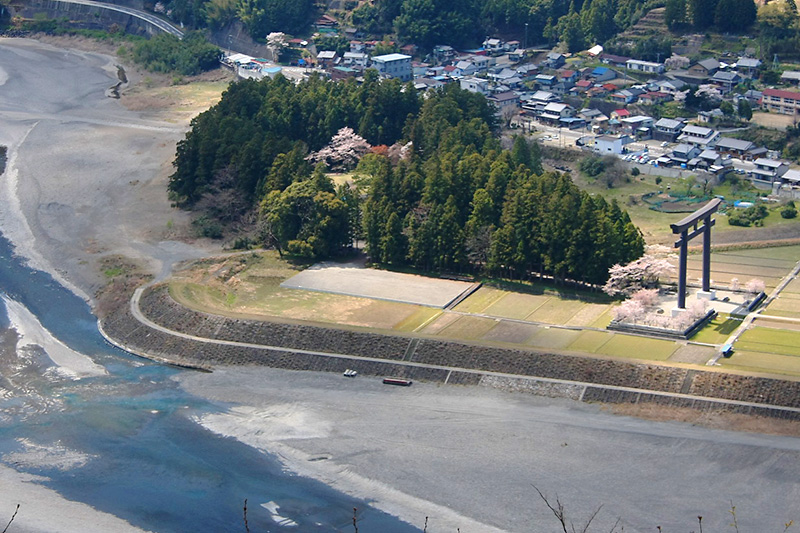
[12,0,163,36]
[100,284,800,419]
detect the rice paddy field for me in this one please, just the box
[167,244,800,375]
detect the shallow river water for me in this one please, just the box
[0,231,417,532]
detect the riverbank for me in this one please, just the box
[0,37,224,303]
[2,36,800,532]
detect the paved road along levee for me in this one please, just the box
[98,283,800,420]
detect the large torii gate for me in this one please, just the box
[670,198,722,309]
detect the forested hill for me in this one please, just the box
[170,74,644,285]
[159,0,659,50]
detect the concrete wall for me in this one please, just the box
[12,0,163,37]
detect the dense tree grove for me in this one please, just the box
[131,31,221,75]
[151,0,762,51]
[170,75,643,285]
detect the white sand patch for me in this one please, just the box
[4,438,96,471]
[0,123,90,302]
[3,296,106,378]
[195,405,505,533]
[195,404,332,443]
[0,464,149,533]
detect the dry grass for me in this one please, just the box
[607,403,800,437]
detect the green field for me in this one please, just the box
[735,327,800,357]
[164,244,800,376]
[691,313,742,344]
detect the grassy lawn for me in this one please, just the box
[572,165,800,244]
[736,327,800,357]
[394,308,442,332]
[565,303,612,327]
[481,321,540,344]
[691,313,742,344]
[567,330,613,353]
[783,278,800,295]
[437,315,499,340]
[327,172,355,188]
[764,294,800,319]
[594,335,678,361]
[525,327,581,350]
[169,251,425,330]
[482,292,549,319]
[453,287,505,313]
[163,245,800,374]
[719,351,800,377]
[526,299,586,324]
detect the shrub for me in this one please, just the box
[579,155,606,177]
[781,206,798,219]
[727,204,768,226]
[655,176,662,185]
[192,216,223,239]
[727,213,750,226]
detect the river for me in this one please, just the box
[0,229,418,531]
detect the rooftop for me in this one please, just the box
[372,53,411,62]
[763,88,800,100]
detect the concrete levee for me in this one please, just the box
[99,284,800,418]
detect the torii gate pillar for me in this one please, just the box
[670,198,722,309]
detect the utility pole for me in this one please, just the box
[524,23,528,50]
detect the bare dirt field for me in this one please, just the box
[751,111,796,130]
[281,260,476,307]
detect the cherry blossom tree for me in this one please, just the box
[745,278,766,295]
[603,255,676,297]
[632,288,660,307]
[307,127,372,171]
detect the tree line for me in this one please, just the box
[170,75,644,286]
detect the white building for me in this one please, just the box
[460,77,490,95]
[370,53,413,82]
[594,135,625,154]
[626,59,665,74]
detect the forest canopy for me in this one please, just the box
[170,74,644,286]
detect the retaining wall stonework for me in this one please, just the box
[99,284,800,418]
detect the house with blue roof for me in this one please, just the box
[590,66,617,82]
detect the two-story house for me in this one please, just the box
[653,118,685,142]
[677,125,720,149]
[751,158,789,182]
